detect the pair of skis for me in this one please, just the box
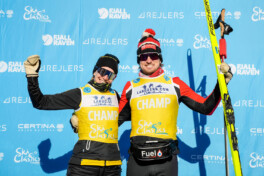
[203,0,243,175]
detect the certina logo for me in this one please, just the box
[138,11,184,19]
[83,38,128,46]
[89,124,117,140]
[119,65,139,73]
[250,128,264,136]
[98,8,130,19]
[42,34,75,46]
[249,152,264,168]
[136,120,168,135]
[158,38,184,47]
[0,153,4,161]
[191,154,226,164]
[23,6,51,22]
[0,125,7,132]
[252,7,264,22]
[0,61,83,73]
[193,34,211,49]
[14,148,40,164]
[194,11,241,20]
[137,84,169,95]
[229,64,260,76]
[18,124,64,132]
[0,10,14,18]
[92,96,112,106]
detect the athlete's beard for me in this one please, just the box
[88,79,111,92]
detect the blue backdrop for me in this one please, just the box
[1,0,264,175]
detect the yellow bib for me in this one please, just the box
[130,74,179,140]
[75,84,119,143]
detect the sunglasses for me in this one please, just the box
[96,67,117,80]
[138,53,160,62]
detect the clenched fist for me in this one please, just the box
[23,55,41,77]
[220,62,233,84]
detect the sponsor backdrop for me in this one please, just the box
[0,0,263,175]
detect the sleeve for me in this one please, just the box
[173,77,221,115]
[118,81,132,126]
[27,77,81,110]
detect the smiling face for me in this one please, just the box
[93,66,114,84]
[139,55,161,75]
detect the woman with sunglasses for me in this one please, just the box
[24,54,122,176]
[118,29,233,176]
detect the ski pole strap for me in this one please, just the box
[130,140,179,161]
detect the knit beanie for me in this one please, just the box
[93,54,120,74]
[137,28,162,63]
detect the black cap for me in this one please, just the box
[93,54,120,74]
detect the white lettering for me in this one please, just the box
[88,110,118,121]
[137,98,171,110]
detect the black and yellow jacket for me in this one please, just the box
[27,77,121,166]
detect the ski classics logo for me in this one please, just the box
[249,152,264,168]
[163,65,175,77]
[252,7,264,22]
[42,34,75,46]
[158,38,184,47]
[14,148,40,164]
[250,128,264,136]
[136,120,168,135]
[229,64,260,76]
[138,11,184,19]
[0,125,7,132]
[83,37,128,46]
[0,153,4,161]
[89,124,117,140]
[23,6,51,22]
[18,124,64,132]
[194,11,241,20]
[0,10,14,18]
[98,8,130,19]
[193,34,211,49]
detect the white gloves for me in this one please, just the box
[23,55,41,77]
[70,114,79,133]
[220,62,233,84]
